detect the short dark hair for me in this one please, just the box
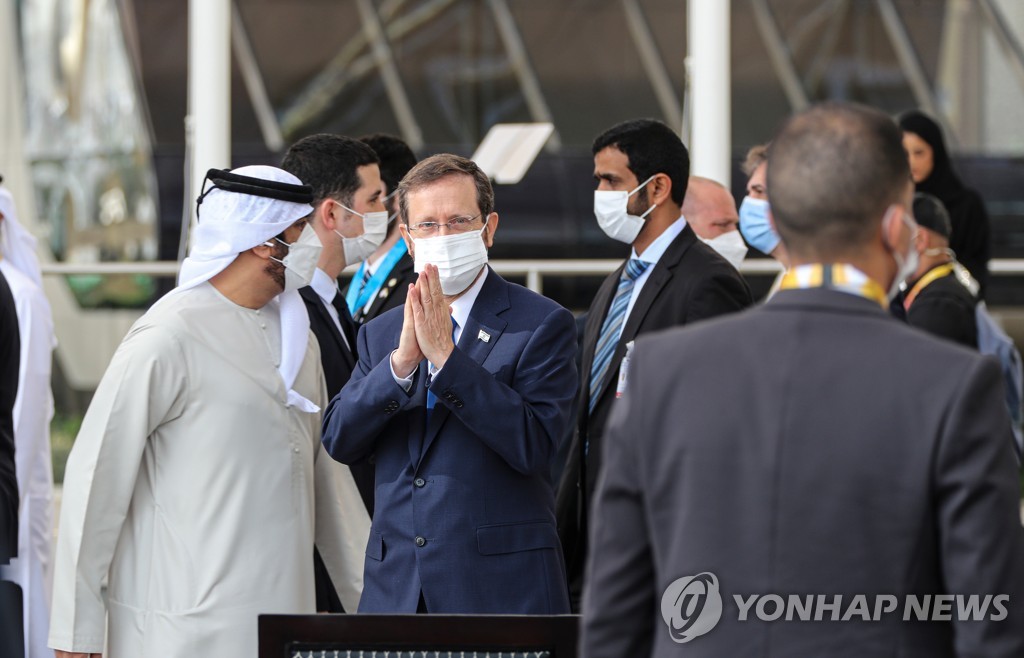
[592,119,690,206]
[767,102,910,256]
[359,133,417,195]
[912,192,951,240]
[280,133,380,206]
[397,154,493,225]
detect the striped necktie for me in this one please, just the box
[588,258,649,413]
[357,265,372,298]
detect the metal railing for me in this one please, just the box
[39,258,787,295]
[42,258,1024,295]
[37,258,1024,289]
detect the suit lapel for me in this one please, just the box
[416,269,509,469]
[587,226,696,409]
[300,287,348,357]
[336,303,358,369]
[408,360,429,467]
[367,254,414,319]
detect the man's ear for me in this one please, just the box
[317,198,338,232]
[914,227,929,252]
[399,222,415,257]
[482,213,499,248]
[881,205,901,251]
[650,173,672,206]
[251,242,274,260]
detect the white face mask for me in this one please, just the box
[885,206,920,300]
[266,223,322,291]
[700,230,748,270]
[335,202,389,264]
[413,227,489,295]
[593,175,657,244]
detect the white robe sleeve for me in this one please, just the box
[309,366,370,612]
[11,276,55,505]
[48,324,188,653]
[7,273,56,658]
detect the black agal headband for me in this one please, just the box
[195,168,313,219]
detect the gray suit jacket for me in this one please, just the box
[582,287,1024,658]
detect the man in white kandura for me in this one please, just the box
[0,184,57,658]
[49,166,369,658]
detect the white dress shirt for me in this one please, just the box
[625,215,687,321]
[310,267,351,352]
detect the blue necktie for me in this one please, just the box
[426,320,458,423]
[588,258,649,413]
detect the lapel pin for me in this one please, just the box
[478,330,491,343]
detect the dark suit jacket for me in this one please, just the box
[0,271,19,565]
[557,224,752,604]
[323,268,578,614]
[302,284,379,507]
[582,288,1024,658]
[906,268,978,349]
[351,252,416,324]
[299,285,358,400]
[299,285,376,512]
[299,284,369,614]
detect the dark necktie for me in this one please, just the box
[426,320,458,423]
[331,291,347,325]
[330,291,353,354]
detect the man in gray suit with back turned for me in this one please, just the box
[582,102,1024,658]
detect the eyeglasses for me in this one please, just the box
[407,213,484,237]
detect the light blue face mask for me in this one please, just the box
[738,196,780,255]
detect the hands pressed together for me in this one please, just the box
[391,264,454,379]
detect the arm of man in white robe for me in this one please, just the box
[49,324,187,654]
[313,443,370,611]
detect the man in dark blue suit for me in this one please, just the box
[323,154,577,614]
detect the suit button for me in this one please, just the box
[415,536,426,547]
[454,400,464,408]
[414,477,425,488]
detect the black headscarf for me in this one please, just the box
[898,110,990,297]
[898,110,966,205]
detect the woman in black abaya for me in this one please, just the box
[898,110,991,298]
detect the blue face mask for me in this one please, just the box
[739,196,780,255]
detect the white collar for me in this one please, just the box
[448,266,489,332]
[632,215,687,264]
[310,267,339,305]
